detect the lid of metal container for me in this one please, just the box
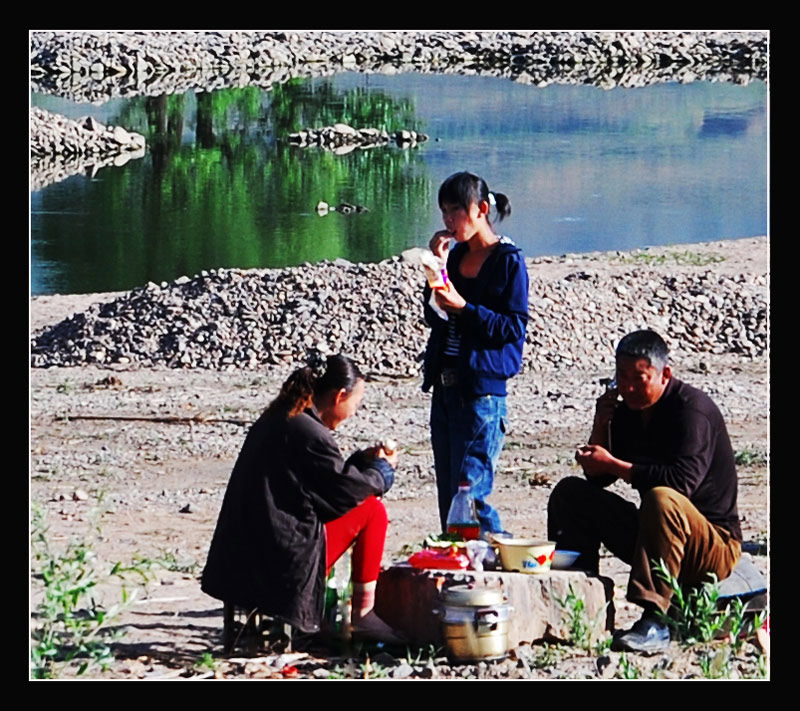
[441,585,506,607]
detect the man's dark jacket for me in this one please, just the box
[201,407,393,633]
[608,377,741,540]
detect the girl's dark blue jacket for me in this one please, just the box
[422,237,529,397]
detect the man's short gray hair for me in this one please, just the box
[616,330,669,372]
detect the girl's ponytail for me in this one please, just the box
[491,191,511,222]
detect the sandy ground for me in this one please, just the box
[29,237,769,680]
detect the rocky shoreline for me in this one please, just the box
[31,30,768,106]
[30,238,769,376]
[288,123,428,153]
[30,107,146,191]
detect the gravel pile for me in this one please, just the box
[30,30,767,105]
[30,250,768,375]
[525,264,768,367]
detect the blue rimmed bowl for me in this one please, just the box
[551,550,581,570]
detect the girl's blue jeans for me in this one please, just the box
[430,385,507,534]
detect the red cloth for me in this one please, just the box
[324,496,387,583]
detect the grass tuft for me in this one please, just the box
[30,506,155,678]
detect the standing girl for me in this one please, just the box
[422,171,529,535]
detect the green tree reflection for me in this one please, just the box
[268,78,419,134]
[33,81,432,294]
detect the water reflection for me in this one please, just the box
[699,109,761,138]
[30,74,767,295]
[32,81,432,295]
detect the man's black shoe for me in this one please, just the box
[611,614,671,654]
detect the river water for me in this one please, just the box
[30,72,768,295]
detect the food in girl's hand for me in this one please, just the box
[381,438,398,455]
[419,249,450,290]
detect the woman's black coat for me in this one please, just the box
[201,407,393,633]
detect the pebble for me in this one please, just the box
[391,662,414,679]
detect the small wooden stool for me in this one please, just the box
[222,602,293,655]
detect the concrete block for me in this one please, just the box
[374,564,614,647]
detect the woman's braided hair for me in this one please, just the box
[264,353,363,419]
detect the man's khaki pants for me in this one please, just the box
[547,477,741,613]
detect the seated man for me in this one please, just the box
[547,329,741,653]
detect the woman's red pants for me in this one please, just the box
[324,496,387,584]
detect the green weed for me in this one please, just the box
[698,646,731,679]
[614,250,726,267]
[757,652,768,678]
[30,507,154,678]
[405,644,443,666]
[593,634,613,655]
[672,250,726,266]
[652,559,766,649]
[734,446,768,467]
[244,377,269,389]
[555,584,606,650]
[726,598,750,654]
[652,559,727,644]
[194,652,218,672]
[530,643,564,669]
[328,656,390,679]
[616,652,640,679]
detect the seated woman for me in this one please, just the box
[201,354,401,642]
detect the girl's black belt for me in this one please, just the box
[440,368,458,387]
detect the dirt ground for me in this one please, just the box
[29,238,769,680]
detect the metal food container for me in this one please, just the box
[436,585,513,662]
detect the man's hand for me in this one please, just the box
[575,444,632,483]
[428,230,453,260]
[594,388,620,429]
[434,283,467,313]
[589,388,620,447]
